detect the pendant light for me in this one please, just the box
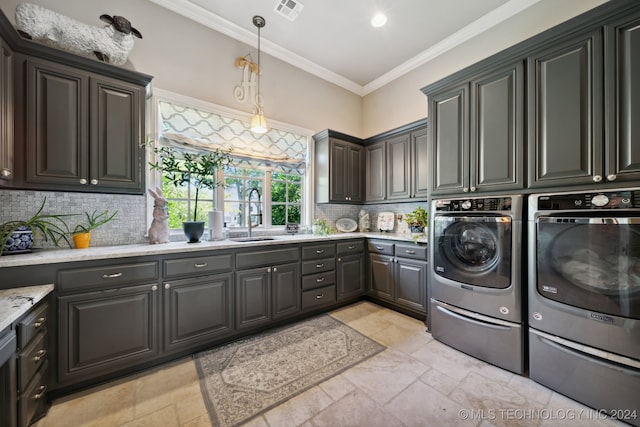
[250,15,268,134]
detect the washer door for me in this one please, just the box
[434,215,512,288]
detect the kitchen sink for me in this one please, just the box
[229,236,277,242]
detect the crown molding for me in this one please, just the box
[148,0,539,97]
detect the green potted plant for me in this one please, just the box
[148,145,232,243]
[312,218,329,236]
[71,210,118,249]
[404,206,428,233]
[0,198,74,255]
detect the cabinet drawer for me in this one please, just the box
[368,240,394,255]
[18,302,48,348]
[302,271,335,290]
[302,244,336,260]
[301,285,336,310]
[164,253,232,278]
[395,244,428,260]
[236,247,299,269]
[302,258,335,275]
[337,240,364,254]
[18,331,47,391]
[20,360,48,427]
[58,262,158,292]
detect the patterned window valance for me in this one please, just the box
[158,100,308,174]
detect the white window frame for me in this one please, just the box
[146,89,314,234]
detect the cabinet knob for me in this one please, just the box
[470,187,476,192]
[337,257,342,262]
[33,317,46,328]
[90,179,98,185]
[463,187,469,192]
[164,283,171,289]
[593,175,603,183]
[33,385,47,400]
[606,174,617,182]
[151,285,158,291]
[273,267,277,272]
[267,267,272,273]
[79,178,87,185]
[0,168,11,177]
[33,349,47,362]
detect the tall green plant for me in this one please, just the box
[148,145,233,221]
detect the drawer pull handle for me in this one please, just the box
[316,293,324,299]
[348,245,356,249]
[316,277,325,283]
[375,246,383,250]
[316,249,325,254]
[33,317,46,328]
[316,263,324,268]
[405,250,416,254]
[34,385,47,400]
[33,349,47,362]
[102,272,123,279]
[194,263,208,268]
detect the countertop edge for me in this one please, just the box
[0,284,54,333]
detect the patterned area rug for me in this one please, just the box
[194,314,385,426]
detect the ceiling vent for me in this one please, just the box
[274,0,304,21]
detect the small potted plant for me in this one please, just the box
[71,210,118,249]
[0,198,74,255]
[312,218,329,236]
[148,145,232,243]
[404,206,428,233]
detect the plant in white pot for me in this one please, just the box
[148,145,232,243]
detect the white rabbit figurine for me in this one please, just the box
[148,187,170,244]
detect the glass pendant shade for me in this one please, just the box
[250,111,268,134]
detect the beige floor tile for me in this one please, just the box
[507,373,553,406]
[329,301,384,325]
[383,379,475,427]
[183,413,216,427]
[419,367,461,396]
[239,415,269,427]
[538,393,629,427]
[310,389,405,427]
[369,321,431,355]
[120,404,180,427]
[262,386,334,427]
[318,373,356,401]
[343,348,429,405]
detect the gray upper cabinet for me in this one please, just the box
[429,61,523,196]
[527,29,604,188]
[364,120,429,202]
[314,130,364,203]
[365,141,386,202]
[604,12,640,184]
[16,56,146,194]
[0,37,12,185]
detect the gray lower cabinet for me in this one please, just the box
[163,273,233,354]
[336,240,365,300]
[57,282,160,385]
[0,328,16,427]
[301,242,337,310]
[367,241,427,316]
[272,263,301,319]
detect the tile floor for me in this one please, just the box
[35,302,628,427]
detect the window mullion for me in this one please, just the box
[263,172,272,228]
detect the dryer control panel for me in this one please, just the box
[434,197,513,212]
[537,189,640,210]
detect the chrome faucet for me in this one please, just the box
[247,187,262,238]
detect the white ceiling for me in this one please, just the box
[147,0,541,95]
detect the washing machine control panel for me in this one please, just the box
[435,197,513,212]
[537,190,640,210]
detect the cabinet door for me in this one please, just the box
[24,57,89,187]
[411,127,429,198]
[365,142,386,202]
[346,143,364,202]
[387,134,411,200]
[606,13,640,183]
[527,29,603,188]
[337,253,365,300]
[330,139,348,201]
[163,273,233,353]
[470,62,524,192]
[430,83,469,195]
[235,267,271,330]
[90,76,144,193]
[272,262,301,320]
[0,39,12,184]
[368,254,394,301]
[0,331,17,427]
[395,258,427,313]
[57,283,160,385]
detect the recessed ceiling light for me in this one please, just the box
[371,12,387,28]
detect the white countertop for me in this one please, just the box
[0,232,427,268]
[0,284,54,333]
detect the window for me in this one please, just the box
[151,92,312,231]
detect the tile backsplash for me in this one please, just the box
[314,201,428,233]
[0,189,148,248]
